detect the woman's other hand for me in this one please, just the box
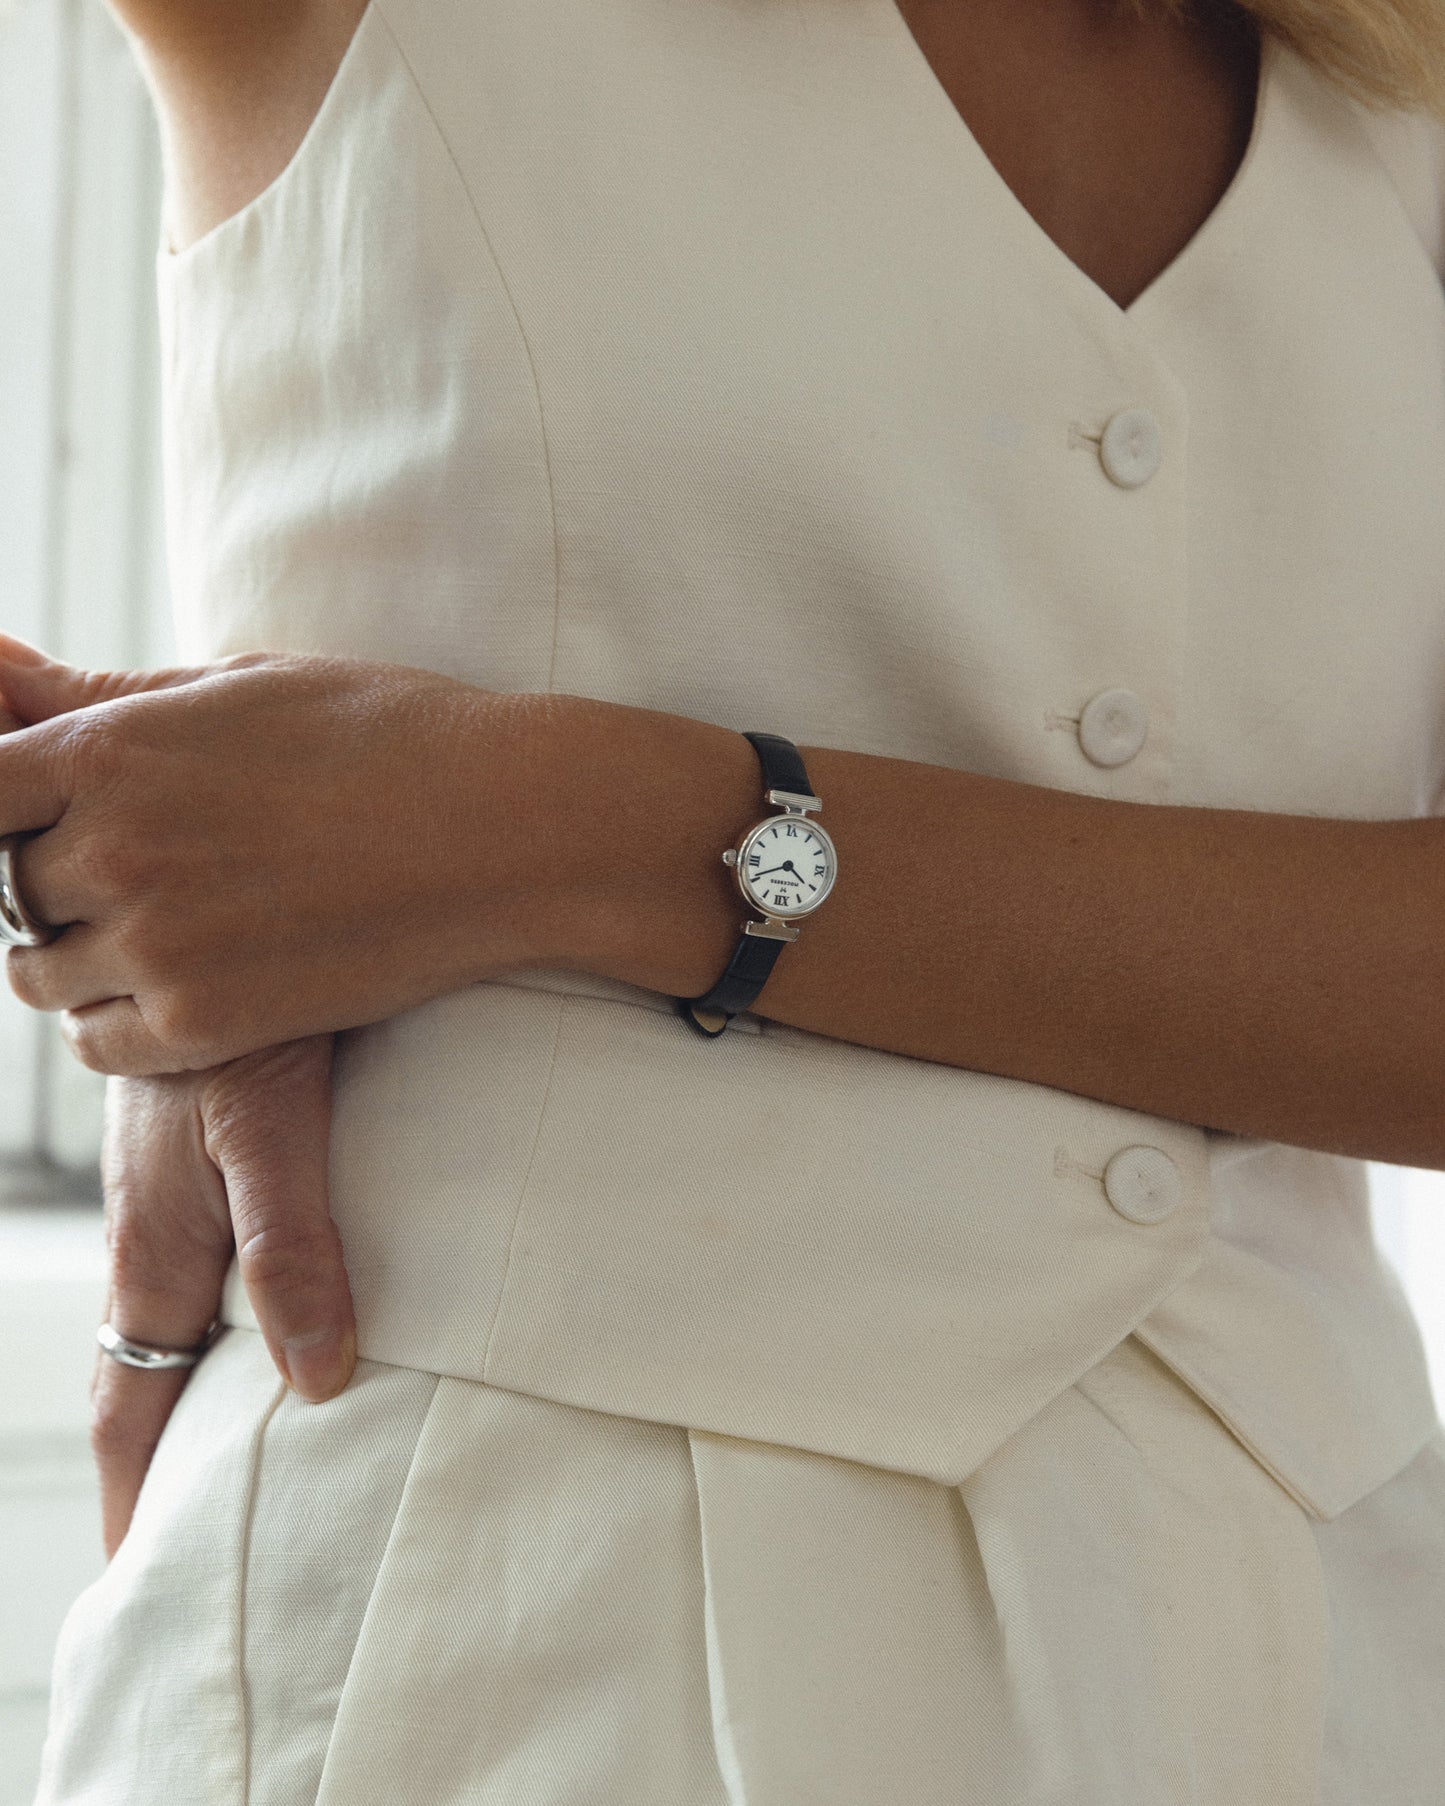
[0,636,579,1075]
[93,1033,354,1560]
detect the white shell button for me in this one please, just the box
[1099,408,1163,488]
[1078,686,1150,767]
[1104,1145,1183,1224]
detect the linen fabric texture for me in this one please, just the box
[36,1,1445,1801]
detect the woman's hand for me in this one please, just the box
[0,636,581,1075]
[92,1033,354,1560]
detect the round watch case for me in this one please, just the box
[724,811,839,919]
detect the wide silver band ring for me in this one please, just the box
[97,1320,221,1371]
[0,833,53,949]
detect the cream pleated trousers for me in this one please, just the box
[34,1319,1445,1805]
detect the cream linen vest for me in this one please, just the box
[162,0,1444,1522]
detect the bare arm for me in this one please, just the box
[3,649,1436,1170]
[547,695,1445,1173]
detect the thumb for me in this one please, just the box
[0,634,213,726]
[200,1034,357,1403]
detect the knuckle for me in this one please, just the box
[103,1171,232,1275]
[88,1397,147,1465]
[235,1222,341,1301]
[60,708,126,782]
[106,1192,225,1293]
[105,1214,173,1297]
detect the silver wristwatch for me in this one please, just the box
[675,731,839,1037]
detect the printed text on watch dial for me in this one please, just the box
[740,820,837,916]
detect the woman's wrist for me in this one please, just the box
[498,690,759,995]
[435,684,596,983]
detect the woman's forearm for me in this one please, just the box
[529,691,1445,1172]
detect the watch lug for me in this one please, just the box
[744,916,800,943]
[766,787,822,814]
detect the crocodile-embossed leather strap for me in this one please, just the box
[676,931,788,1038]
[676,731,817,1038]
[740,730,812,798]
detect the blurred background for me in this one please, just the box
[1,1,1443,1800]
[3,1,173,1794]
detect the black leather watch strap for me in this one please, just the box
[741,730,813,798]
[676,731,817,1039]
[675,931,788,1038]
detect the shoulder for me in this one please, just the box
[103,0,365,68]
[105,0,371,253]
[103,0,356,74]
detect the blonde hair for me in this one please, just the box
[1129,0,1445,116]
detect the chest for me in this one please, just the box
[891,0,1262,310]
[165,0,1445,827]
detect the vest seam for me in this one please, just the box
[236,1374,291,1806]
[480,993,570,1382]
[371,1,565,694]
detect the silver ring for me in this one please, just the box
[0,833,53,949]
[97,1320,221,1371]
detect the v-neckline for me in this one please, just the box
[871,0,1279,328]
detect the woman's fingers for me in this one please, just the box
[90,1035,352,1560]
[7,924,121,1015]
[0,716,70,838]
[0,634,220,723]
[0,643,245,843]
[90,1355,199,1563]
[199,1034,356,1402]
[2,815,95,927]
[60,996,190,1078]
[94,1071,237,1558]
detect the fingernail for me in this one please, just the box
[282,1326,355,1401]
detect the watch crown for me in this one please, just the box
[721,848,738,866]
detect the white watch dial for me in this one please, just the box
[736,815,838,917]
